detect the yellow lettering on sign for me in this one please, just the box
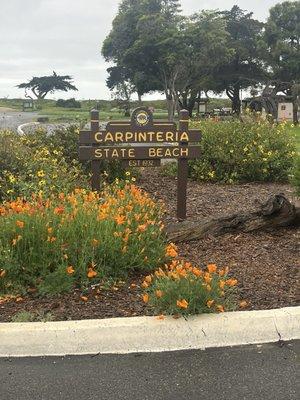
[128,148,135,158]
[125,132,134,141]
[165,131,174,141]
[105,132,114,142]
[173,147,179,156]
[156,132,163,142]
[180,132,189,142]
[115,132,123,142]
[181,148,189,156]
[95,148,102,158]
[94,132,103,142]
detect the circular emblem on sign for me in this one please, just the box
[135,110,149,126]
[131,107,153,128]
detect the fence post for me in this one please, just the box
[177,109,189,220]
[90,109,101,191]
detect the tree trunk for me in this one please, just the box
[166,95,175,121]
[138,93,142,105]
[166,194,300,243]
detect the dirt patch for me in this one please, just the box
[0,170,299,322]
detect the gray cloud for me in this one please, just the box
[0,0,281,100]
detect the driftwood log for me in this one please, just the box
[166,194,300,243]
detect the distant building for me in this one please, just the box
[277,102,293,122]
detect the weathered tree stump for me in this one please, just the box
[166,194,300,243]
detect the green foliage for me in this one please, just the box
[0,183,168,296]
[188,117,296,183]
[0,129,88,201]
[263,1,300,82]
[56,98,81,108]
[291,155,300,196]
[142,261,237,316]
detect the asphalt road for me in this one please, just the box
[0,341,299,400]
[0,110,38,131]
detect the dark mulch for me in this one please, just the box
[0,170,299,322]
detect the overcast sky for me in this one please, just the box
[0,0,282,100]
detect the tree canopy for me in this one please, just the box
[102,0,300,119]
[17,71,78,100]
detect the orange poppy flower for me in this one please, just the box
[145,275,152,284]
[54,206,64,215]
[80,296,88,302]
[219,280,226,289]
[226,278,238,287]
[216,304,225,312]
[176,299,189,309]
[207,264,217,273]
[239,300,248,308]
[16,220,24,229]
[87,268,97,278]
[143,293,149,303]
[137,224,147,232]
[66,266,75,275]
[165,243,178,258]
[115,215,126,225]
[155,290,163,298]
[206,299,214,308]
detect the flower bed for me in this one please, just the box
[0,183,167,296]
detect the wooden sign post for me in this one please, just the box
[79,107,201,220]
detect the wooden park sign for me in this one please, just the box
[79,107,201,220]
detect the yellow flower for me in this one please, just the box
[37,170,45,178]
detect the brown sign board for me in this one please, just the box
[79,107,202,221]
[79,145,201,160]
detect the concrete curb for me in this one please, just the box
[0,306,299,357]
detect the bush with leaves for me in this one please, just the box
[291,155,300,196]
[142,259,239,316]
[0,182,168,295]
[0,129,88,201]
[162,117,296,183]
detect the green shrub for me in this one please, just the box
[142,260,238,316]
[0,126,128,201]
[291,155,300,196]
[56,98,81,108]
[0,183,168,295]
[0,130,88,201]
[188,118,296,183]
